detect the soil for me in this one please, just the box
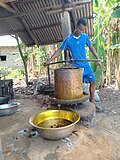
[0,79,120,160]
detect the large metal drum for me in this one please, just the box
[54,68,83,100]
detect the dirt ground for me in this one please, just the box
[0,79,120,160]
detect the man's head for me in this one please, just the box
[75,18,86,36]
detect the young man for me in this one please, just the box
[44,18,102,103]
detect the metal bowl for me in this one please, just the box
[0,96,10,104]
[0,102,20,116]
[29,110,80,140]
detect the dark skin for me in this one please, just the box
[44,24,102,103]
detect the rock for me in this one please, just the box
[74,102,96,127]
[37,94,44,100]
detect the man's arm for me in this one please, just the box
[89,45,99,59]
[89,45,102,67]
[44,48,62,66]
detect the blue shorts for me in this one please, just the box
[82,66,96,83]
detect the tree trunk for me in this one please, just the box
[115,50,120,88]
[106,50,111,85]
[15,35,29,86]
[31,53,37,78]
[116,19,120,88]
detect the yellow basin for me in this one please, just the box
[29,110,80,140]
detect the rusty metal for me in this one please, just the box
[48,59,101,66]
[46,59,100,99]
[54,68,83,100]
[47,59,100,87]
[49,92,89,105]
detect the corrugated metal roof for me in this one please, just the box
[0,0,93,46]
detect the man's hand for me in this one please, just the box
[89,46,102,68]
[97,61,102,68]
[43,61,49,66]
[43,49,62,67]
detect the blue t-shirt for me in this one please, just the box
[60,33,92,68]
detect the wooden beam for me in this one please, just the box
[29,22,61,30]
[0,0,91,20]
[37,39,63,46]
[11,2,39,45]
[1,0,16,3]
[20,18,39,45]
[47,5,84,15]
[0,29,24,35]
[14,0,91,5]
[0,2,15,13]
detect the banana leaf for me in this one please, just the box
[111,8,120,18]
[110,44,120,49]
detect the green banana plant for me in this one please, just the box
[89,0,120,88]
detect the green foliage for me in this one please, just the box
[18,41,31,62]
[93,0,98,7]
[111,7,120,18]
[33,45,49,72]
[112,31,119,45]
[110,43,120,49]
[33,43,64,73]
[6,68,25,79]
[23,51,31,62]
[90,0,119,88]
[0,66,24,79]
[0,66,10,79]
[57,42,64,66]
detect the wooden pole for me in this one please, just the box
[0,2,15,13]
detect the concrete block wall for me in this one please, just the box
[0,46,24,70]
